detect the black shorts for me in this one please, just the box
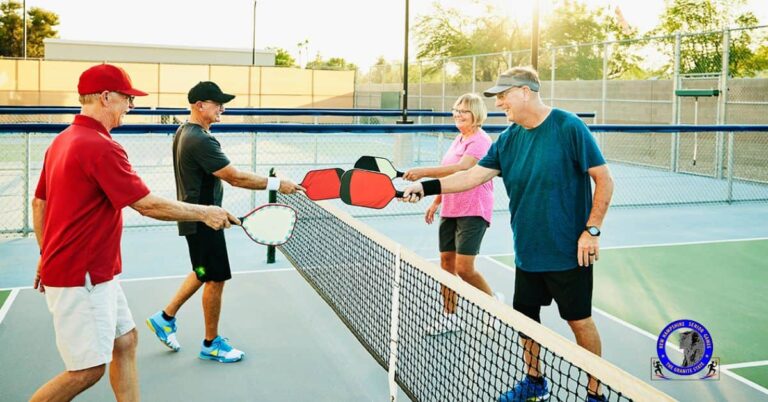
[512,266,593,322]
[438,216,488,255]
[185,223,231,282]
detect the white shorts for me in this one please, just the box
[44,274,135,371]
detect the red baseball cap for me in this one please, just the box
[77,64,148,96]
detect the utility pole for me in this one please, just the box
[531,0,539,70]
[398,0,413,124]
[23,0,27,59]
[252,1,257,65]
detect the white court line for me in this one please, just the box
[719,370,768,396]
[483,255,768,396]
[119,268,294,283]
[483,255,516,271]
[0,268,296,291]
[0,288,20,325]
[482,236,768,258]
[722,360,768,370]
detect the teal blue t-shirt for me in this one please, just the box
[478,108,605,272]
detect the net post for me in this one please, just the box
[23,132,31,236]
[387,245,402,402]
[266,167,277,264]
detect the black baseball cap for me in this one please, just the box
[187,81,235,104]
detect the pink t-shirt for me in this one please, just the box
[440,128,494,224]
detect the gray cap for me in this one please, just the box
[483,74,540,97]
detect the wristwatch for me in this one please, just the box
[586,226,601,237]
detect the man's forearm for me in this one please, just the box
[228,171,268,190]
[32,198,45,250]
[587,176,613,227]
[132,194,207,222]
[440,166,497,194]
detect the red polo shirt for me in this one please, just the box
[35,115,150,287]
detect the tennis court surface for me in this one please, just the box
[1,198,767,401]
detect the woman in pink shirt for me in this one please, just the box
[404,93,496,335]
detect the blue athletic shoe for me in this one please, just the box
[146,311,180,352]
[199,336,244,363]
[586,394,606,402]
[498,376,550,402]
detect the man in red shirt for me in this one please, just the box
[30,64,237,402]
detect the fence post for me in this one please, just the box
[550,50,556,106]
[601,43,608,124]
[250,132,258,210]
[441,59,447,122]
[726,132,734,203]
[716,29,730,179]
[23,132,31,236]
[418,61,423,113]
[471,55,477,94]
[671,33,681,172]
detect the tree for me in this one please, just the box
[651,0,768,76]
[412,0,640,82]
[269,47,296,67]
[0,1,59,57]
[305,54,357,71]
[541,0,641,80]
[414,2,528,82]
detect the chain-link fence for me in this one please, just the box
[357,26,768,125]
[2,125,767,237]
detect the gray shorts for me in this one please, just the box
[438,216,488,255]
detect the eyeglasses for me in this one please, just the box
[496,86,529,100]
[109,92,135,104]
[451,108,472,115]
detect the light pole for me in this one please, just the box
[398,0,413,124]
[23,0,27,59]
[252,0,257,65]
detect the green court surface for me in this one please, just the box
[730,366,768,390]
[0,289,9,310]
[492,238,768,388]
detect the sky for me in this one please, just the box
[23,0,768,70]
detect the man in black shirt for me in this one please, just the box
[147,81,304,362]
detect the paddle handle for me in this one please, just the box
[396,170,404,178]
[395,191,405,198]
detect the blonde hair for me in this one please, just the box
[78,93,101,105]
[453,93,487,127]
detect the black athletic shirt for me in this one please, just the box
[172,122,230,236]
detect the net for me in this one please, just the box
[276,193,673,402]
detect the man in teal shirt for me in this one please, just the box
[403,66,614,402]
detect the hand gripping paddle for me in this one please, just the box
[300,168,344,200]
[353,155,404,179]
[339,169,404,209]
[237,203,297,246]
